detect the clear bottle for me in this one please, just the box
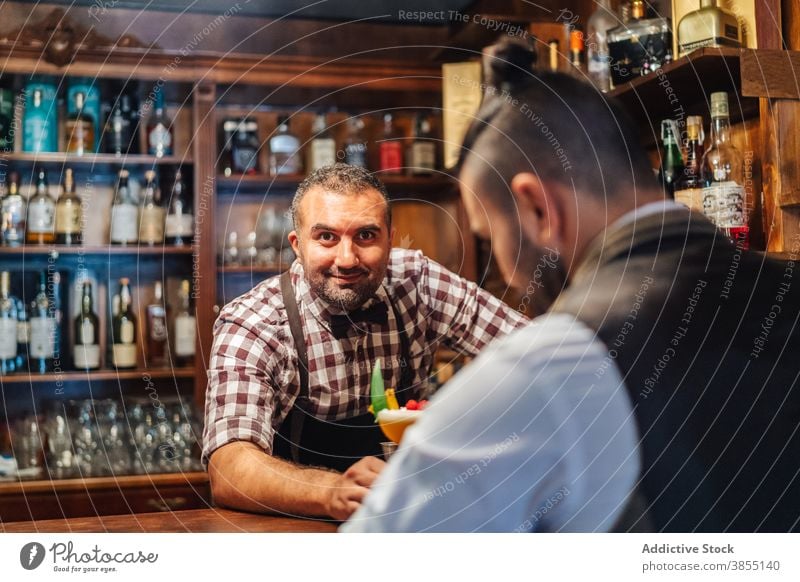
[173,279,195,367]
[139,170,165,245]
[55,168,83,245]
[657,119,684,199]
[308,113,337,172]
[65,91,95,155]
[147,86,173,158]
[73,280,100,370]
[586,0,617,92]
[26,169,55,245]
[701,92,748,248]
[269,116,302,175]
[111,277,137,369]
[407,113,436,174]
[29,270,56,374]
[379,113,403,174]
[343,117,368,168]
[1,171,26,247]
[145,281,168,367]
[0,271,19,375]
[675,115,705,212]
[110,169,138,245]
[165,169,193,246]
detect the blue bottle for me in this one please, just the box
[22,78,58,153]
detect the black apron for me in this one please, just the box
[272,271,414,472]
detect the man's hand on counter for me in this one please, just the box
[208,441,386,520]
[325,456,386,520]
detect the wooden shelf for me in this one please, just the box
[609,48,759,139]
[0,245,194,256]
[218,264,287,274]
[0,367,195,384]
[4,152,192,166]
[0,471,208,495]
[217,173,457,197]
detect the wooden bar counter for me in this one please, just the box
[1,508,338,533]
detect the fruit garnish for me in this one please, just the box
[406,399,419,411]
[370,359,387,418]
[385,388,400,410]
[418,399,429,410]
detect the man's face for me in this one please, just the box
[460,165,567,315]
[289,186,393,311]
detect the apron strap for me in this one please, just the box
[280,270,309,464]
[388,292,413,406]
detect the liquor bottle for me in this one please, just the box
[586,0,616,92]
[0,83,13,151]
[674,115,705,212]
[678,0,741,57]
[109,169,138,245]
[408,113,436,175]
[26,169,55,245]
[657,119,684,199]
[139,170,165,245]
[343,117,368,168]
[379,113,403,174]
[15,297,29,372]
[73,280,100,370]
[55,168,83,245]
[1,171,26,247]
[569,29,585,75]
[308,113,337,172]
[111,278,137,369]
[67,78,101,149]
[173,279,195,366]
[0,271,18,374]
[145,281,168,367]
[701,92,748,248]
[105,93,139,156]
[164,170,193,246]
[229,118,260,175]
[29,270,56,374]
[65,92,95,155]
[147,86,173,158]
[22,80,58,153]
[269,116,302,175]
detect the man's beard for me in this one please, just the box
[307,266,385,311]
[514,238,568,316]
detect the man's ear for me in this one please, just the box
[509,172,564,248]
[288,230,301,257]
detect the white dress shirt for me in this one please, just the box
[340,313,640,532]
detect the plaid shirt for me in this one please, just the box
[203,248,528,462]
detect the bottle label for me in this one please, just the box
[310,139,337,172]
[175,315,196,357]
[27,201,55,234]
[65,120,94,153]
[232,147,258,173]
[149,313,168,341]
[2,197,25,243]
[139,207,165,243]
[345,143,368,168]
[74,344,100,369]
[165,214,194,238]
[0,318,18,359]
[702,181,745,228]
[120,320,134,344]
[148,124,173,154]
[112,343,137,367]
[29,316,55,358]
[55,201,82,234]
[80,320,94,345]
[674,187,704,213]
[380,141,403,172]
[110,203,139,243]
[23,118,56,153]
[17,320,30,344]
[410,142,436,172]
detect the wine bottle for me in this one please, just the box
[73,280,100,370]
[407,113,436,175]
[164,170,193,246]
[657,119,684,199]
[146,281,168,367]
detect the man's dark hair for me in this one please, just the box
[291,163,392,230]
[458,40,655,207]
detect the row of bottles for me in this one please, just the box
[658,91,748,247]
[0,76,174,157]
[0,272,195,374]
[220,111,437,177]
[0,167,193,247]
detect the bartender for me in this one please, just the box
[203,163,528,520]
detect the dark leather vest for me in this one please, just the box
[551,207,800,532]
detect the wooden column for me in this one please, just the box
[192,82,218,411]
